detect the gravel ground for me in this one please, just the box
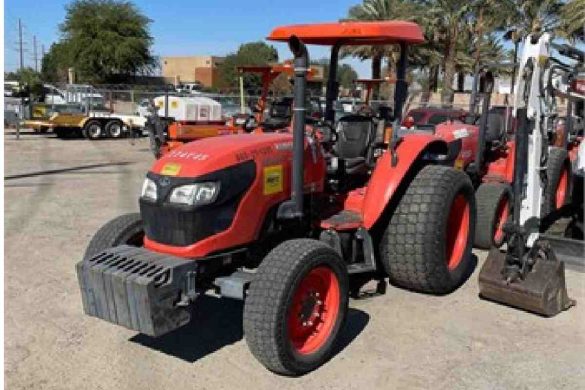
[4,130,585,390]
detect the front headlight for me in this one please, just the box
[141,178,157,201]
[169,182,220,206]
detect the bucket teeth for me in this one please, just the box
[478,248,575,317]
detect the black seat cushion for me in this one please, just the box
[485,112,505,143]
[335,115,373,158]
[334,115,373,175]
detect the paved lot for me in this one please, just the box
[4,130,585,390]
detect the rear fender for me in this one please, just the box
[362,134,450,229]
[484,141,515,183]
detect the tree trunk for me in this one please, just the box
[430,65,439,92]
[441,28,459,106]
[457,72,465,92]
[371,53,382,100]
[422,65,439,103]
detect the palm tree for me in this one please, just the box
[416,0,477,104]
[343,0,419,99]
[561,0,585,41]
[498,1,563,92]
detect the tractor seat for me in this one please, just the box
[333,115,374,175]
[485,112,505,143]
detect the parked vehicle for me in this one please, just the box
[176,82,203,94]
[78,20,476,376]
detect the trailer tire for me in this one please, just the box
[380,165,476,294]
[244,239,349,376]
[543,147,571,216]
[83,213,144,260]
[83,120,103,140]
[54,128,65,138]
[474,182,511,249]
[105,120,124,138]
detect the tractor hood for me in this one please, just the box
[150,133,294,178]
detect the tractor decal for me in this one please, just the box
[161,163,182,176]
[263,165,284,195]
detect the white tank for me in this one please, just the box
[154,96,222,122]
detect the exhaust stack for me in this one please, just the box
[278,35,309,220]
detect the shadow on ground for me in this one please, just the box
[130,295,370,363]
[5,162,134,180]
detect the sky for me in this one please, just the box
[4,0,374,77]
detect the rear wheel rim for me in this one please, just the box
[555,167,569,208]
[493,196,510,246]
[110,124,121,137]
[446,194,470,271]
[287,266,340,355]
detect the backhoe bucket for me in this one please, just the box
[478,248,575,317]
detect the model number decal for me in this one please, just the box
[235,146,273,162]
[263,165,283,195]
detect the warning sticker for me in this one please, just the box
[161,163,182,176]
[452,128,470,139]
[454,158,464,170]
[263,165,283,195]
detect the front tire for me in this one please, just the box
[243,239,349,376]
[474,182,511,249]
[380,165,476,294]
[83,213,144,260]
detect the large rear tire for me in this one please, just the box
[474,182,511,249]
[243,239,349,376]
[543,147,571,216]
[380,165,476,294]
[83,213,144,260]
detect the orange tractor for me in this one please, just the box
[78,21,477,375]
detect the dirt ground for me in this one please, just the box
[4,130,585,390]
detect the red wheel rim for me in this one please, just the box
[555,168,569,208]
[287,266,340,355]
[493,196,510,246]
[446,194,471,271]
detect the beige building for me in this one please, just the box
[162,56,225,88]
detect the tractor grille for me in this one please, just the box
[140,160,256,247]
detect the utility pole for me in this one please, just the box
[18,18,24,70]
[33,35,38,71]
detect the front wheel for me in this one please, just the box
[83,213,144,260]
[380,165,476,294]
[243,239,349,376]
